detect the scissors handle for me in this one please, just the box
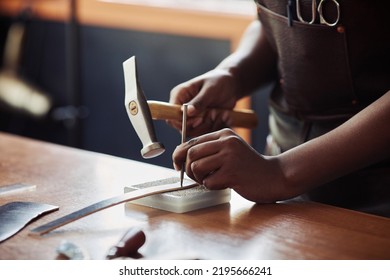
[318,0,340,27]
[296,0,317,24]
[296,0,340,26]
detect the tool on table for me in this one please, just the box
[106,227,146,259]
[0,183,36,196]
[30,180,199,236]
[123,56,258,159]
[180,104,188,187]
[0,201,58,243]
[56,240,90,260]
[296,0,340,26]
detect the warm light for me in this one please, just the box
[0,72,51,117]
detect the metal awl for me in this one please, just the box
[180,104,188,187]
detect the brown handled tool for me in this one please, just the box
[106,227,146,259]
[148,100,258,129]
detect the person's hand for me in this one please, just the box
[172,128,292,203]
[168,68,240,137]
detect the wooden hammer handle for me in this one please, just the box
[148,100,258,129]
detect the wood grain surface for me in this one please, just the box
[0,132,389,260]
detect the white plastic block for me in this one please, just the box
[124,177,231,213]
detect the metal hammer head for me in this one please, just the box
[123,56,165,159]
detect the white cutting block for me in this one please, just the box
[124,177,231,213]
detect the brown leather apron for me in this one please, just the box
[255,0,390,217]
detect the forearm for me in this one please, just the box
[216,20,278,99]
[277,91,390,196]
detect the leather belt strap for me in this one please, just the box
[30,180,198,236]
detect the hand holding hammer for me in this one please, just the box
[123,56,258,159]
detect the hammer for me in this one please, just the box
[123,56,258,159]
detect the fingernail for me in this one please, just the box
[187,105,196,116]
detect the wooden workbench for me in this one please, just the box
[0,132,389,260]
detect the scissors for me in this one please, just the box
[296,0,340,26]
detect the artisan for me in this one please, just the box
[169,1,390,217]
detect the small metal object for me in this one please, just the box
[180,104,188,187]
[123,56,165,159]
[56,240,89,260]
[30,181,198,236]
[296,0,340,26]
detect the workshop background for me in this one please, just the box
[0,0,270,168]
